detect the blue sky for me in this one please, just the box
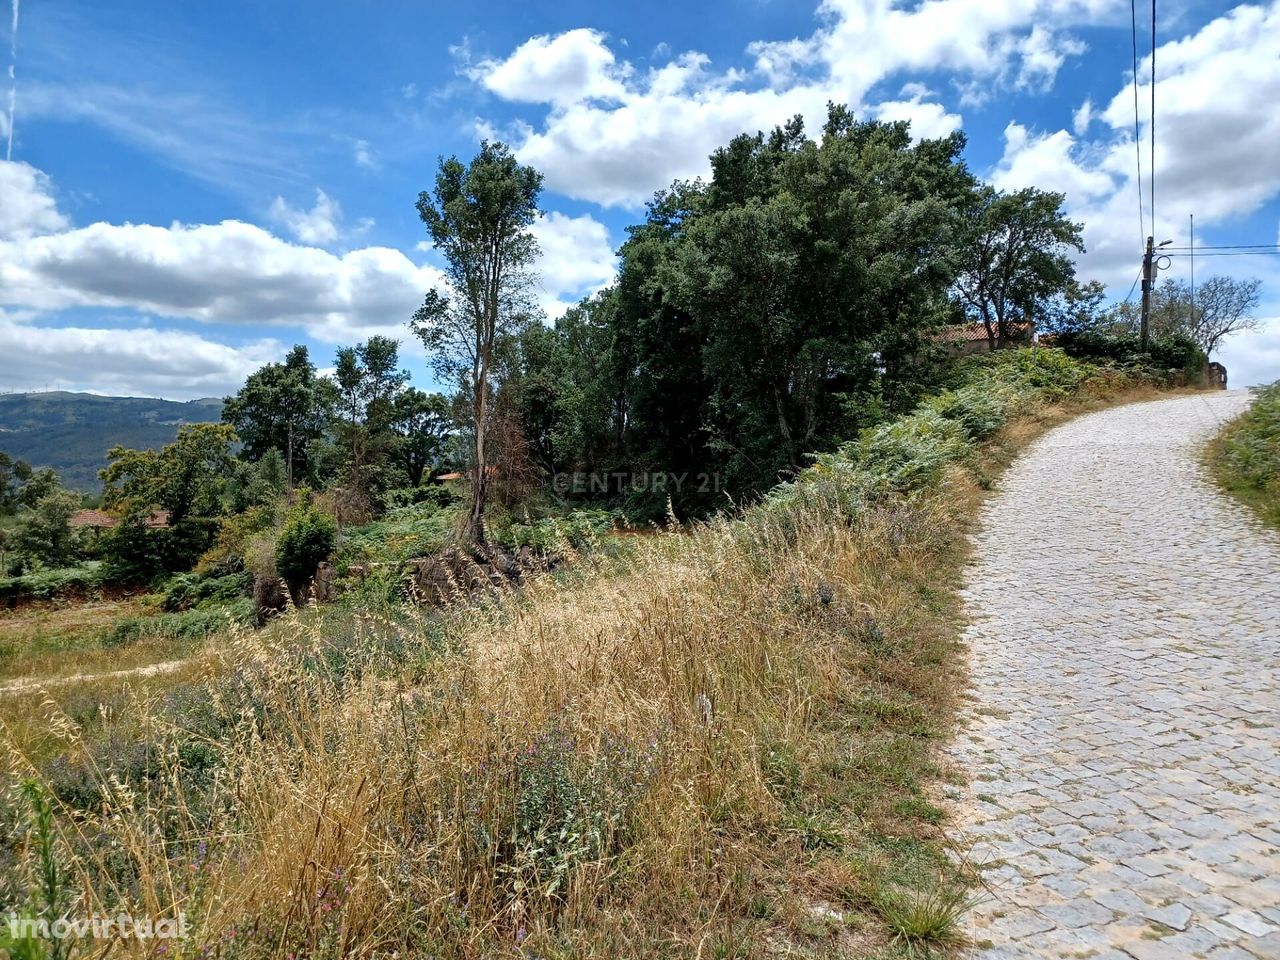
[1,0,1278,399]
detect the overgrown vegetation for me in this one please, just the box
[0,102,1237,958]
[0,349,1168,958]
[1209,380,1280,530]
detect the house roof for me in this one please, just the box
[933,321,1034,344]
[69,509,118,529]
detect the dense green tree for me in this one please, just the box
[13,487,81,567]
[411,141,544,544]
[953,186,1084,348]
[101,423,237,525]
[599,109,976,499]
[16,467,61,510]
[275,492,337,604]
[332,336,411,497]
[1042,279,1111,334]
[391,388,452,486]
[0,453,34,515]
[222,345,334,487]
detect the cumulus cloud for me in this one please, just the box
[353,139,377,170]
[873,96,963,141]
[1216,317,1280,388]
[0,218,448,343]
[0,159,67,238]
[990,1,1280,287]
[470,1,1107,207]
[0,309,285,399]
[268,188,343,245]
[530,211,617,317]
[473,28,629,106]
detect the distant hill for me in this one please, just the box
[0,392,224,492]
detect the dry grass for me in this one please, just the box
[0,370,1194,959]
[0,599,162,682]
[1,495,972,959]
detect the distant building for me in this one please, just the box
[69,509,118,532]
[932,320,1037,355]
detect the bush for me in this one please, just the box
[0,563,107,604]
[104,600,255,648]
[161,570,253,612]
[338,499,460,570]
[1212,380,1280,528]
[99,518,220,586]
[275,494,337,599]
[501,509,619,553]
[1055,330,1206,377]
[379,484,459,513]
[757,347,1102,526]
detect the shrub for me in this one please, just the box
[275,494,337,599]
[502,509,619,553]
[379,484,459,513]
[0,563,107,604]
[756,347,1102,527]
[1055,330,1206,378]
[104,600,255,648]
[1212,380,1280,528]
[99,518,220,586]
[161,570,253,612]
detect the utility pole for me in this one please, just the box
[1140,235,1154,351]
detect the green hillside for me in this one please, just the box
[0,392,224,492]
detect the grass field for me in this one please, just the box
[0,352,1190,959]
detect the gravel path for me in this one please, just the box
[951,391,1280,959]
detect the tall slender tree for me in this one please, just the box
[410,141,543,544]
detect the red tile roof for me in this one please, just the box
[933,321,1034,344]
[69,509,118,529]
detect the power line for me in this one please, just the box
[1150,0,1160,235]
[1164,243,1280,251]
[1124,268,1143,304]
[1130,0,1146,244]
[1166,251,1280,258]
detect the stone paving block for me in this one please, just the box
[946,393,1280,959]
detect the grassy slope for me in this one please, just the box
[0,352,1186,959]
[1207,381,1280,531]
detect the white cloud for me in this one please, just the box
[470,2,1108,207]
[873,97,963,141]
[1016,26,1086,91]
[530,211,617,316]
[0,160,620,358]
[1216,317,1280,388]
[1072,98,1094,137]
[353,139,377,170]
[473,28,629,106]
[989,1,1280,289]
[269,189,342,245]
[0,309,284,399]
[0,159,68,239]
[0,217,446,343]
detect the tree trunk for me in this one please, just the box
[470,380,488,545]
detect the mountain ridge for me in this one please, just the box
[0,392,225,492]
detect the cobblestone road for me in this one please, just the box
[951,391,1280,959]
